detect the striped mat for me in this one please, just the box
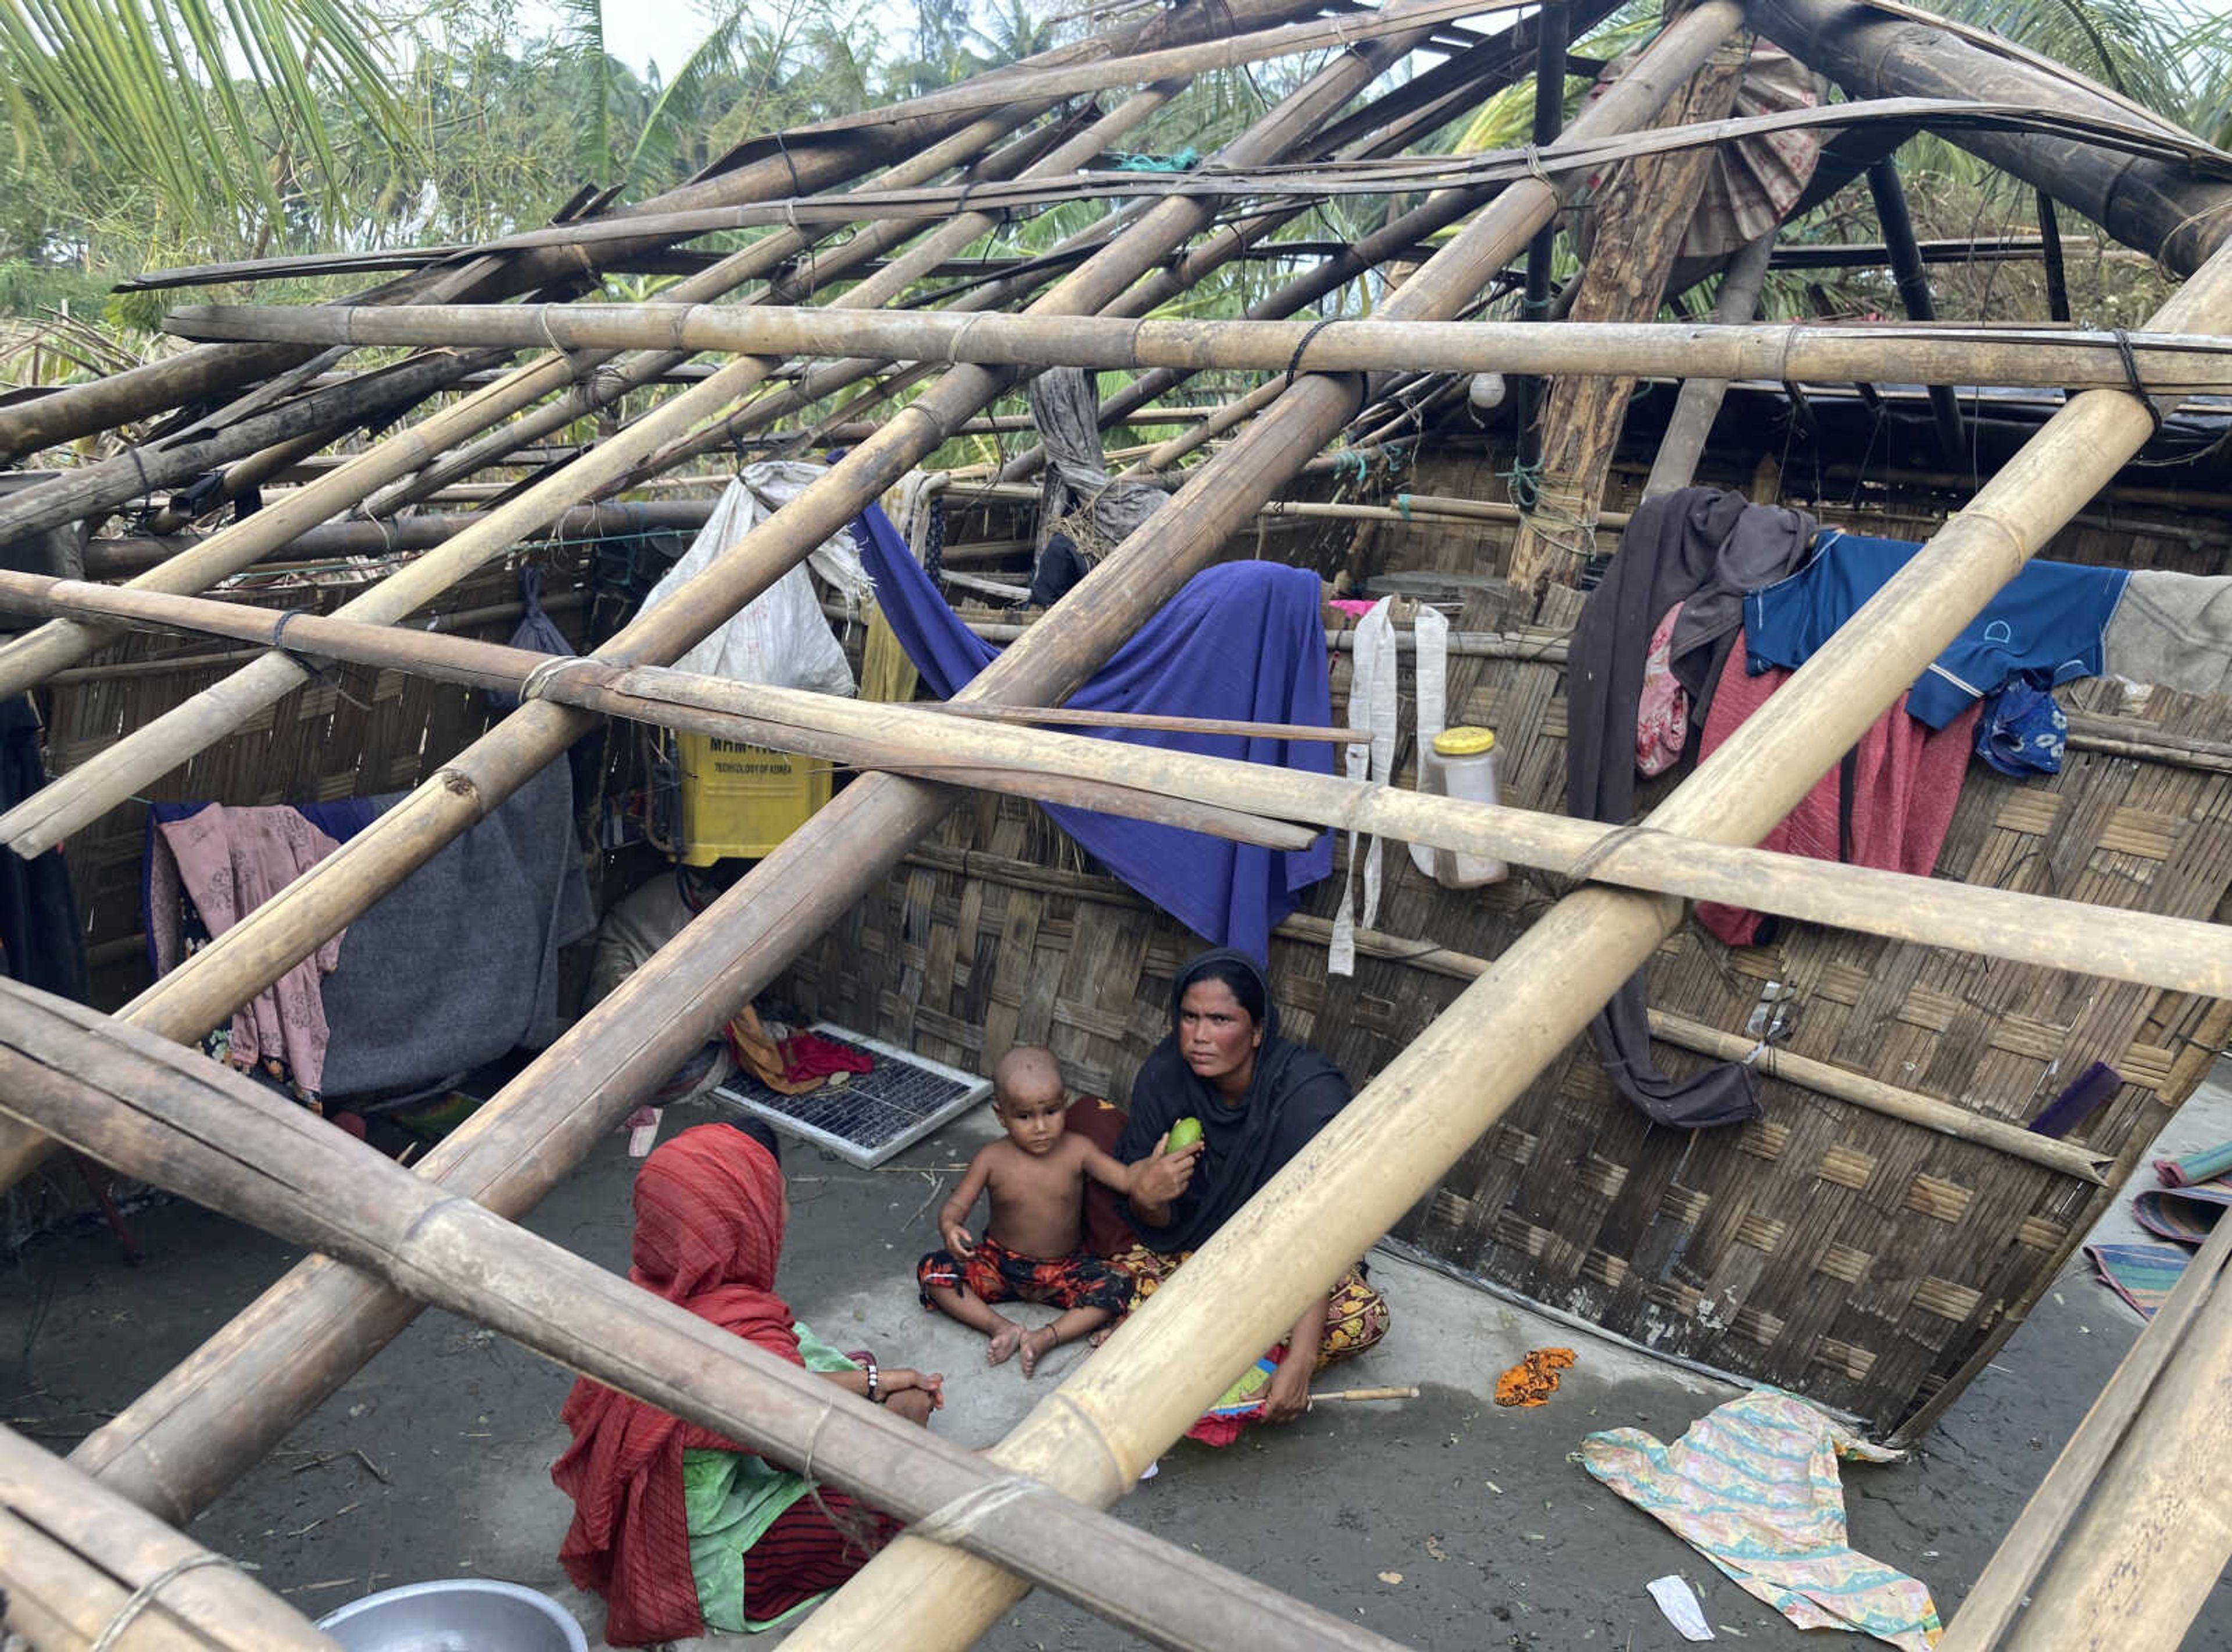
[2084,1242,2190,1319]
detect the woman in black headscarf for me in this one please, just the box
[1114,948,1389,1424]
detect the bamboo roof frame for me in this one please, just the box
[6,0,2232,1646]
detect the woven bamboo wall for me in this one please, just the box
[43,546,592,1010]
[782,456,2232,1437]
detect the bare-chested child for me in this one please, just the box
[915,1046,1138,1376]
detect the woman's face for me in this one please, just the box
[1179,976,1263,1096]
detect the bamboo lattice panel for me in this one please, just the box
[783,457,2232,1436]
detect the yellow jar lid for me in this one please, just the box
[1433,726,1497,756]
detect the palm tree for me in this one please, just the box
[0,0,408,245]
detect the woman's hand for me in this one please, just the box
[882,1367,946,1411]
[1128,1135,1203,1210]
[1260,1358,1312,1425]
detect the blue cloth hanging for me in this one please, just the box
[1975,675,2068,777]
[849,504,1334,961]
[1744,531,2129,729]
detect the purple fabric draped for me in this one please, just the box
[850,506,1333,960]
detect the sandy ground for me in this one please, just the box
[3,1071,2229,1651]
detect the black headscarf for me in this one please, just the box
[1115,949,1350,1253]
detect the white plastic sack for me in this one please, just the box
[636,466,861,696]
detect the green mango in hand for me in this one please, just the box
[1165,1116,1203,1154]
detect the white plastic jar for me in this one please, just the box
[1418,725,1508,888]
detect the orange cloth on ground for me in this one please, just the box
[1494,1347,1576,1408]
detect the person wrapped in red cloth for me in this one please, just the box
[917,1046,1138,1376]
[552,1121,943,1644]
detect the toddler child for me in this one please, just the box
[917,1046,1137,1375]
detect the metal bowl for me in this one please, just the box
[316,1578,588,1652]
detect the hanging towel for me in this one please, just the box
[851,503,1333,961]
[1744,531,2129,728]
[1694,645,1978,948]
[1330,599,1397,978]
[1580,1389,1943,1652]
[2103,570,2232,696]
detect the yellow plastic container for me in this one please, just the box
[676,733,832,865]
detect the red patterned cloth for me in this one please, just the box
[915,1235,1133,1316]
[1694,645,1979,946]
[552,1125,801,1646]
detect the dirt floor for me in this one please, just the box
[3,1067,2229,1650]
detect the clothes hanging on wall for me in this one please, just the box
[146,759,593,1101]
[1693,645,1980,948]
[1567,487,1816,1131]
[850,503,1334,961]
[1743,530,2130,727]
[0,696,88,1002]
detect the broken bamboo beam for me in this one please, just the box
[170,303,2232,392]
[1750,0,2232,278]
[794,46,2232,1652]
[0,1422,341,1651]
[10,562,2229,1003]
[0,0,1322,459]
[0,110,1036,703]
[1643,228,1777,498]
[0,981,1410,1652]
[54,10,1457,1521]
[0,87,1178,854]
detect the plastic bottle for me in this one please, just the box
[1418,725,1508,888]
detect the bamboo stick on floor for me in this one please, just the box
[0,109,1039,707]
[54,15,1462,1524]
[0,981,1406,1652]
[0,1424,340,1651]
[8,563,2232,1011]
[169,305,2232,392]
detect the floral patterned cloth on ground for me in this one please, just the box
[1579,1389,1941,1651]
[1493,1346,1576,1407]
[1110,1245,1389,1446]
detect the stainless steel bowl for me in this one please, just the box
[316,1578,588,1652]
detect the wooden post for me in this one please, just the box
[0,981,1407,1652]
[1643,227,1778,496]
[1505,40,1751,614]
[784,141,2232,1652]
[1868,155,1968,464]
[59,0,1745,1531]
[0,1422,341,1650]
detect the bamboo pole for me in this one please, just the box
[362,103,1062,518]
[0,1424,342,1651]
[1643,227,1778,497]
[1117,376,1286,475]
[1941,1214,2232,1650]
[54,13,1462,1521]
[1868,155,1968,464]
[1751,0,2232,279]
[791,64,2232,1652]
[12,563,2230,1004]
[1998,1228,2232,1650]
[0,87,1176,856]
[169,302,2232,392]
[0,112,1033,702]
[0,982,1408,1652]
[1266,912,2109,1183]
[0,0,1325,460]
[81,501,715,579]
